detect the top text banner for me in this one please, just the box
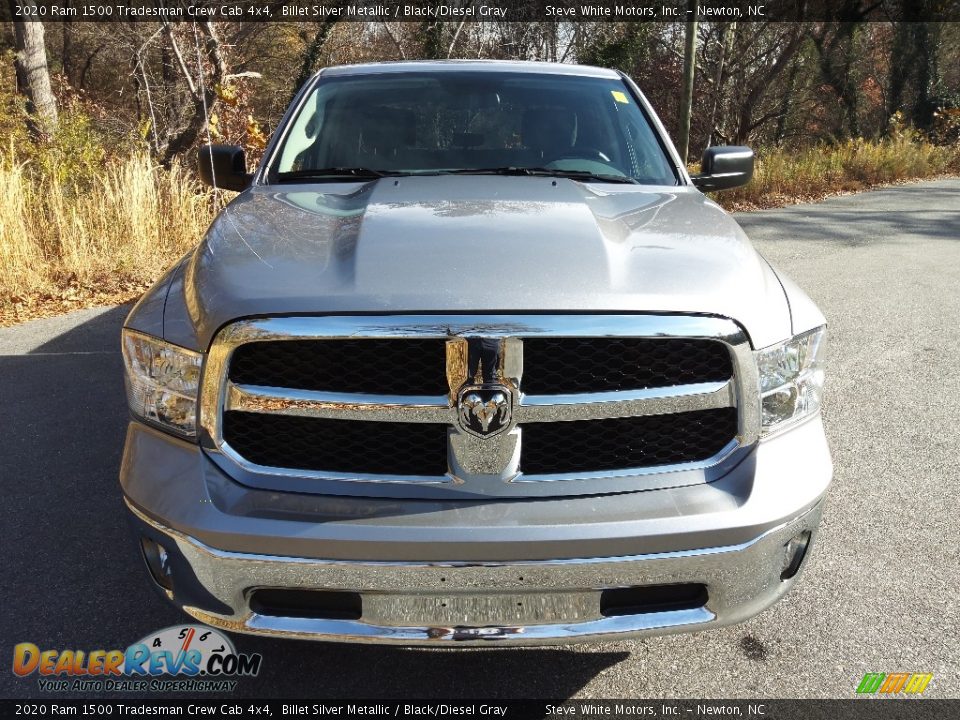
[7,0,960,22]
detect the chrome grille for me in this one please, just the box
[200,315,760,499]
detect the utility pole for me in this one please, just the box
[678,0,699,164]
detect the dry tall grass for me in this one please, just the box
[716,131,960,210]
[0,152,216,300]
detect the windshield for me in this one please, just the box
[271,71,678,185]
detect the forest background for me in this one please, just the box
[2,9,958,323]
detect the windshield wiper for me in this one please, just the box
[275,167,395,182]
[275,166,639,184]
[442,167,638,184]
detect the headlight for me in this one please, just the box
[755,326,826,435]
[121,330,202,438]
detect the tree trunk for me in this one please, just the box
[774,57,799,146]
[10,1,59,137]
[910,22,940,128]
[733,24,804,144]
[291,16,341,102]
[888,5,925,125]
[841,33,860,137]
[61,12,74,87]
[707,22,733,147]
[811,21,862,139]
[421,21,445,59]
[678,4,699,164]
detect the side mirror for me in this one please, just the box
[691,146,754,191]
[198,144,251,192]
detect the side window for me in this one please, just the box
[278,92,324,172]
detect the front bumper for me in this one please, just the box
[121,414,831,646]
[128,499,822,646]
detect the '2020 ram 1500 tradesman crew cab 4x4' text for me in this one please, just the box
[120,60,831,645]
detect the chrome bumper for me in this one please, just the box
[126,499,823,646]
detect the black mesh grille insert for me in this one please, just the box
[229,339,448,395]
[223,412,449,476]
[520,408,738,475]
[520,337,732,395]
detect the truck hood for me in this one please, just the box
[177,175,790,349]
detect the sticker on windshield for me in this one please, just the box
[611,90,630,104]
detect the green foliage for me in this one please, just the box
[578,25,652,72]
[0,58,144,196]
[929,94,960,146]
[29,110,106,191]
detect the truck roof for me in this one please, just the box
[317,59,622,79]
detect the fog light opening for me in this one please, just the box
[600,583,708,617]
[780,531,812,581]
[140,537,174,591]
[249,589,362,620]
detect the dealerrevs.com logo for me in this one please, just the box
[12,625,262,693]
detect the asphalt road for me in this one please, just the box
[2,178,958,700]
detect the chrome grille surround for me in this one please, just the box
[199,315,760,499]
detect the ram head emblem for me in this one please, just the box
[456,386,513,438]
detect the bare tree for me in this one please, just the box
[678,5,699,163]
[724,22,807,144]
[158,21,227,163]
[291,13,344,100]
[420,21,445,59]
[9,1,59,137]
[809,1,882,139]
[888,11,943,129]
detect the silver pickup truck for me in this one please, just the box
[120,60,831,645]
